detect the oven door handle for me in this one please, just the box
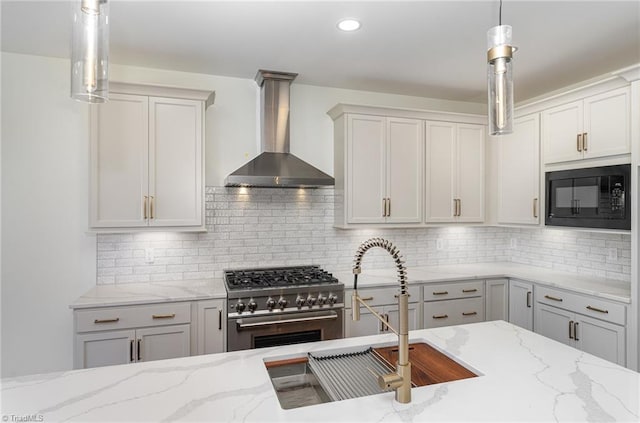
[236,312,338,329]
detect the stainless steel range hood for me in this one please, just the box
[224,70,335,188]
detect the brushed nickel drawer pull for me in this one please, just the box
[152,313,176,319]
[382,198,387,217]
[577,133,583,152]
[462,311,478,316]
[586,305,608,314]
[94,318,120,324]
[544,295,563,302]
[462,289,478,293]
[360,296,374,301]
[533,198,538,219]
[582,132,588,151]
[149,196,155,219]
[432,291,449,296]
[569,320,574,340]
[526,291,532,308]
[143,196,148,219]
[574,322,580,341]
[394,294,411,298]
[387,198,391,217]
[433,314,448,319]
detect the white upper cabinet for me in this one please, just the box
[542,87,630,165]
[342,113,423,225]
[90,83,214,231]
[426,122,485,223]
[496,114,540,225]
[329,104,486,228]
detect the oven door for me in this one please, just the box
[227,310,343,351]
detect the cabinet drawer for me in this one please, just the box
[424,280,484,301]
[75,302,192,333]
[424,297,485,328]
[345,286,420,307]
[536,286,625,325]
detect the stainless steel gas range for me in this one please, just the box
[224,266,344,351]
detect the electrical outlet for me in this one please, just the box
[510,238,517,249]
[436,239,444,251]
[145,248,155,263]
[607,248,618,261]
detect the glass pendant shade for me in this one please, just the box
[71,0,109,103]
[487,25,514,135]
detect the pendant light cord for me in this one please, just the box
[499,0,503,26]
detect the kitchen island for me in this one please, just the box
[2,321,638,422]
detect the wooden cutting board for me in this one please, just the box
[373,342,477,387]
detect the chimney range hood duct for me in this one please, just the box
[224,70,335,188]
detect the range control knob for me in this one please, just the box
[278,297,289,309]
[235,301,246,313]
[327,294,338,305]
[248,300,258,312]
[317,295,327,305]
[306,295,317,307]
[295,296,305,308]
[266,298,276,310]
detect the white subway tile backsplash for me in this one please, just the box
[96,187,631,284]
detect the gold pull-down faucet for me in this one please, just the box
[351,238,411,404]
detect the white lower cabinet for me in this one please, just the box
[424,297,484,328]
[194,299,226,355]
[344,286,420,338]
[73,302,192,369]
[423,280,485,329]
[534,286,626,366]
[508,280,534,331]
[485,279,508,321]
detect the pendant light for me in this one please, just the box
[487,0,515,135]
[71,0,109,103]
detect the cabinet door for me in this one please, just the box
[148,97,203,227]
[583,87,630,159]
[486,279,508,321]
[136,324,191,362]
[535,304,573,347]
[386,118,423,223]
[196,299,225,355]
[344,308,384,337]
[575,315,625,366]
[456,124,485,222]
[508,280,534,331]
[542,100,583,164]
[497,114,540,224]
[425,122,456,222]
[75,329,136,369]
[385,303,420,332]
[347,115,386,223]
[90,93,149,227]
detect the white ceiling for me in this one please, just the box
[2,1,639,103]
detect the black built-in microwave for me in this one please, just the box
[545,164,630,230]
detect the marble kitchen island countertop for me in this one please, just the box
[2,321,638,422]
[69,278,227,309]
[334,262,632,303]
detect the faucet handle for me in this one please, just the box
[378,373,404,390]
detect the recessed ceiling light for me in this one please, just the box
[337,19,361,32]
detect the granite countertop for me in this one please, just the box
[2,321,638,422]
[69,278,227,309]
[334,262,631,303]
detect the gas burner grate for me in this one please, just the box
[224,266,338,290]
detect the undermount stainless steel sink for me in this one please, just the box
[264,341,479,410]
